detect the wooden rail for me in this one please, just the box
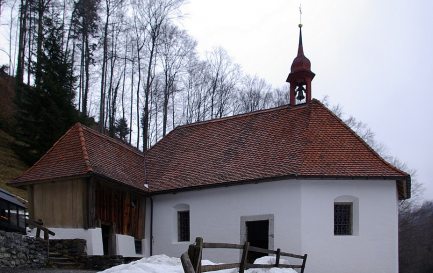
[181,237,307,273]
[27,218,55,241]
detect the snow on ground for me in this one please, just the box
[100,255,297,273]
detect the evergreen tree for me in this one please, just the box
[14,17,79,164]
[114,118,130,142]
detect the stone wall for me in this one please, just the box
[0,230,48,268]
[49,239,87,257]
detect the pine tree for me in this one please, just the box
[114,118,130,142]
[15,17,79,164]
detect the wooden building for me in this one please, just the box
[0,188,26,234]
[10,124,148,256]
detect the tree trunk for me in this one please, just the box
[99,3,109,132]
[16,0,28,101]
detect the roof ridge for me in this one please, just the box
[178,103,309,129]
[296,101,315,175]
[77,124,93,172]
[11,123,82,182]
[80,124,145,158]
[313,100,409,177]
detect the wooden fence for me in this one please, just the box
[181,237,307,273]
[27,218,55,240]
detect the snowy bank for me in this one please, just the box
[100,255,297,273]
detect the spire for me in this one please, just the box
[297,24,304,57]
[286,23,315,106]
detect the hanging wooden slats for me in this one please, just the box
[94,179,145,240]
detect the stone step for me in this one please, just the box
[49,261,81,269]
[48,251,64,257]
[49,256,73,262]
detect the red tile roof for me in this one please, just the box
[10,123,147,191]
[145,99,410,198]
[10,100,410,198]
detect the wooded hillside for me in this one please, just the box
[0,129,27,199]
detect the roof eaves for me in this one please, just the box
[8,173,92,188]
[148,173,408,195]
[91,172,149,194]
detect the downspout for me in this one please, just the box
[150,196,154,256]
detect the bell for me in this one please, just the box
[296,85,306,101]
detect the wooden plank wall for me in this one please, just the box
[94,181,145,240]
[32,179,85,227]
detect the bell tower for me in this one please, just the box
[286,23,315,106]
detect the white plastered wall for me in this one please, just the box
[29,228,147,257]
[150,179,399,273]
[151,180,302,262]
[28,227,104,255]
[300,179,399,273]
[115,234,145,257]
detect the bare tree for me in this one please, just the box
[206,47,240,119]
[133,0,184,150]
[159,24,195,136]
[235,75,273,114]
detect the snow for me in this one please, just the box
[100,255,298,273]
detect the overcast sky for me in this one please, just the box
[178,0,433,200]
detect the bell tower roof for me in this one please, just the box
[286,23,315,106]
[290,24,312,73]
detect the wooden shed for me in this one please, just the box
[9,123,148,255]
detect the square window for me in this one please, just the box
[334,203,352,235]
[135,239,142,254]
[177,210,190,242]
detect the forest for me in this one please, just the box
[0,0,289,158]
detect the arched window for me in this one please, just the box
[334,195,359,236]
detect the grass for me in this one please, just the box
[0,129,27,199]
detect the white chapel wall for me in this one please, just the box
[300,179,399,273]
[151,178,399,273]
[151,180,302,262]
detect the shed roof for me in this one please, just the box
[0,188,26,208]
[10,123,147,191]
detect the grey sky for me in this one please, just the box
[179,0,433,200]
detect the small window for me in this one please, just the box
[334,203,352,235]
[135,239,142,254]
[177,210,190,242]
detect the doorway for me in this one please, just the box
[246,220,269,263]
[101,224,113,255]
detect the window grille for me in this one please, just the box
[178,210,190,242]
[334,203,352,235]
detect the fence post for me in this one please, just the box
[195,237,203,273]
[188,238,203,273]
[181,252,196,273]
[301,254,308,273]
[239,241,249,273]
[275,248,281,267]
